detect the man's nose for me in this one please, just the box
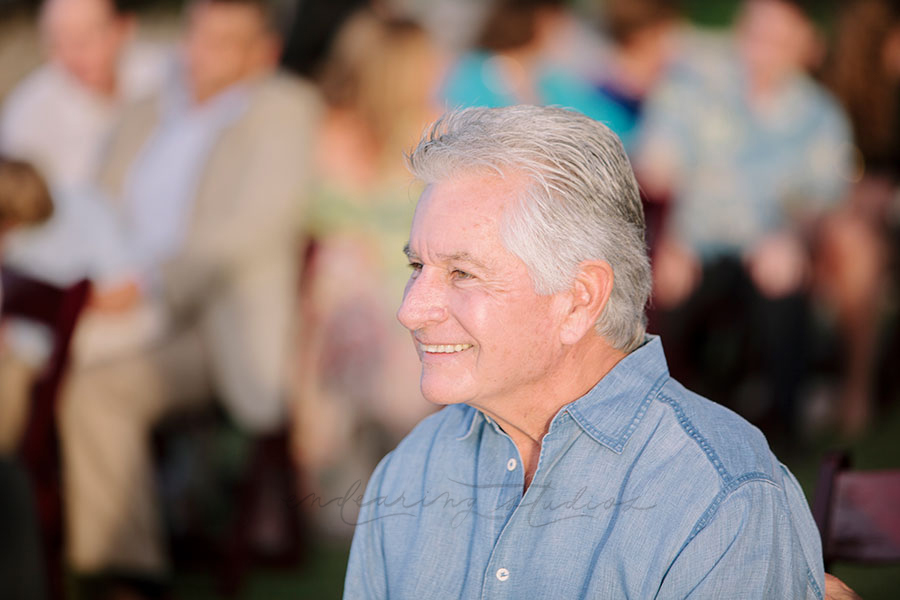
[397,267,448,331]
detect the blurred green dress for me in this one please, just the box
[299,175,433,537]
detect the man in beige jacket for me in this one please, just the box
[58,0,319,592]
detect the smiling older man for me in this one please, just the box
[342,105,827,599]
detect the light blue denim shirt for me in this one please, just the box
[343,337,824,599]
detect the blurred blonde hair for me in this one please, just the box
[0,157,54,227]
[318,10,438,162]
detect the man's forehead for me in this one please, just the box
[189,1,267,33]
[415,170,528,218]
[406,170,530,262]
[43,0,117,28]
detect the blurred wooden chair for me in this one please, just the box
[1,266,91,600]
[152,396,306,596]
[813,451,900,570]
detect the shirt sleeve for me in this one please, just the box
[656,477,824,600]
[67,187,138,288]
[795,98,853,216]
[0,84,30,153]
[343,454,392,600]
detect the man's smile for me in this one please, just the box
[417,343,474,354]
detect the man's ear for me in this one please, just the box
[559,260,614,345]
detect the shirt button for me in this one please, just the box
[506,458,517,471]
[496,568,510,582]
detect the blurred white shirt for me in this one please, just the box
[124,74,250,271]
[0,41,169,188]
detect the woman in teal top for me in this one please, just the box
[440,0,634,147]
[443,51,633,143]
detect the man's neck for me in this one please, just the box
[66,67,118,101]
[93,75,118,100]
[470,337,627,491]
[190,69,264,107]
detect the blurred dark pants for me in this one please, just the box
[0,457,46,600]
[655,257,810,438]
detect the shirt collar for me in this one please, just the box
[564,335,669,453]
[455,405,495,440]
[455,336,670,453]
[163,60,252,122]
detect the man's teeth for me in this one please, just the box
[420,343,472,353]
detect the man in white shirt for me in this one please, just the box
[0,0,167,188]
[0,0,167,290]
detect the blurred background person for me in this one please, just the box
[0,0,167,189]
[593,0,711,250]
[294,8,442,537]
[56,0,320,595]
[594,0,686,150]
[636,0,853,444]
[0,0,167,439]
[439,0,633,145]
[820,0,900,437]
[279,0,366,79]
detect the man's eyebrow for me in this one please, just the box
[436,251,489,271]
[402,244,491,272]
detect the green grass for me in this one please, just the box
[172,543,350,600]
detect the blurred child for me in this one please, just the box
[0,157,54,453]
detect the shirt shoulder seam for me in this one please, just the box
[655,391,734,482]
[568,370,669,453]
[685,473,779,545]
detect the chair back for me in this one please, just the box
[813,451,900,569]
[1,267,90,466]
[1,267,90,600]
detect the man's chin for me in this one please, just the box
[419,378,470,406]
[421,391,468,406]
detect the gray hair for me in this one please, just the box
[406,105,651,352]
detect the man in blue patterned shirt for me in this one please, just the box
[635,0,853,436]
[343,105,827,599]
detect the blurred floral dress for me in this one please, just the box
[296,175,433,537]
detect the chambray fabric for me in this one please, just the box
[343,337,824,599]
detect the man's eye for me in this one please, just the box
[451,269,474,280]
[408,262,423,277]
